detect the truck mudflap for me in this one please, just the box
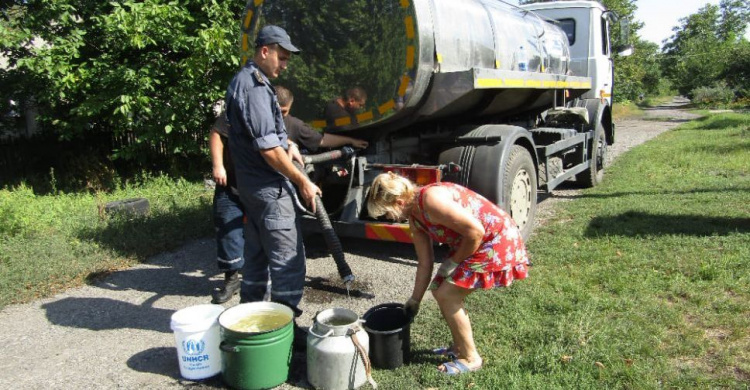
[301,217,413,244]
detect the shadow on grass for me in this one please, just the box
[76,202,213,264]
[694,143,750,155]
[550,186,750,201]
[586,211,750,237]
[689,115,749,130]
[41,202,220,334]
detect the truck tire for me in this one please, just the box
[503,145,537,240]
[439,125,538,240]
[576,126,607,187]
[104,198,150,217]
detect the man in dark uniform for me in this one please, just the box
[225,26,320,330]
[276,86,368,153]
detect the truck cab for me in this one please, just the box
[521,1,615,104]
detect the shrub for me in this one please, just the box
[691,82,736,107]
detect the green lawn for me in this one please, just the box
[0,175,213,306]
[373,112,749,388]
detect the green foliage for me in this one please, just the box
[662,0,750,99]
[615,39,663,101]
[721,39,750,98]
[0,0,243,164]
[692,82,736,107]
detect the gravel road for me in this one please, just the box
[0,99,699,390]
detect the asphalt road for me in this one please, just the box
[0,99,699,389]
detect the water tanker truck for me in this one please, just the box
[238,0,632,241]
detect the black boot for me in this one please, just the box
[211,271,240,304]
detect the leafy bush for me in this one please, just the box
[691,82,736,107]
[1,0,243,165]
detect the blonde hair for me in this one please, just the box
[367,172,416,220]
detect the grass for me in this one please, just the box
[0,175,213,307]
[612,101,645,120]
[372,112,749,388]
[0,111,747,388]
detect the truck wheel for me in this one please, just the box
[576,127,607,187]
[503,145,537,240]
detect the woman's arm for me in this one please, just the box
[409,217,434,303]
[422,187,485,264]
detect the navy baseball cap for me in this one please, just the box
[255,25,300,54]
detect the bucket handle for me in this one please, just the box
[219,341,239,353]
[307,326,334,339]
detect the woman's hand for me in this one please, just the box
[404,297,420,320]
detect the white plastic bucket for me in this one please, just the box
[170,304,226,380]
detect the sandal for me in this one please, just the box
[432,346,456,359]
[438,359,482,376]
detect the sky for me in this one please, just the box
[633,0,725,47]
[506,0,744,49]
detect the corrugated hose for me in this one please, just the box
[291,148,355,284]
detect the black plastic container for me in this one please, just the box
[362,303,411,369]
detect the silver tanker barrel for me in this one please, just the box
[239,0,588,135]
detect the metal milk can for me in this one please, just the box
[307,308,374,390]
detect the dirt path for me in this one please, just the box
[0,99,700,390]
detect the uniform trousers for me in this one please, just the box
[238,179,306,315]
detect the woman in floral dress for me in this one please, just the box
[367,172,530,375]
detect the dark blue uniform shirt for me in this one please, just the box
[225,61,289,188]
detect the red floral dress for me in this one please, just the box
[411,182,530,290]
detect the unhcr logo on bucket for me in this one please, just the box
[182,339,205,355]
[181,339,210,364]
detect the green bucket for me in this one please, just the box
[218,302,294,390]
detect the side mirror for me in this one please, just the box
[604,11,632,56]
[619,19,631,43]
[616,45,634,57]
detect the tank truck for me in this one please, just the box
[238,0,632,241]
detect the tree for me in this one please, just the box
[615,39,664,101]
[1,0,243,167]
[662,0,750,98]
[717,0,750,41]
